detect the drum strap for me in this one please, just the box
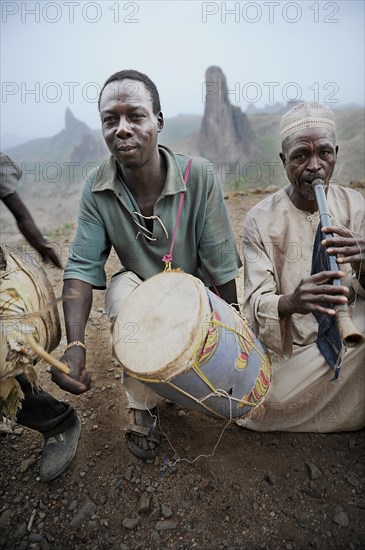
[162,158,192,270]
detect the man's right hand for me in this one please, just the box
[51,346,92,394]
[278,270,349,318]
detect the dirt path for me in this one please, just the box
[1,192,364,550]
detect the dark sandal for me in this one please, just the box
[126,407,160,459]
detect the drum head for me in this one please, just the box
[113,271,211,380]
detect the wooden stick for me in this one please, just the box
[27,338,71,375]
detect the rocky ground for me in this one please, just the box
[1,191,364,550]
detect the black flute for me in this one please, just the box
[312,178,363,347]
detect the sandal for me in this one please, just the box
[126,407,161,459]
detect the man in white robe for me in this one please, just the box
[238,102,365,432]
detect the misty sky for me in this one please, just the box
[1,0,364,140]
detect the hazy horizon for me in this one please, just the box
[1,1,364,143]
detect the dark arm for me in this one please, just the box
[50,279,93,394]
[211,279,240,311]
[3,192,62,268]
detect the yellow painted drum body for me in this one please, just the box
[113,272,272,419]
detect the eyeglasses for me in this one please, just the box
[133,211,169,242]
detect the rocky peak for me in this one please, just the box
[65,108,90,137]
[197,66,255,170]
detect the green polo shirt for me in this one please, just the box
[64,145,241,289]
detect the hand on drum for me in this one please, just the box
[279,270,349,318]
[321,225,365,275]
[51,346,92,395]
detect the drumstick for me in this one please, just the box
[27,337,71,375]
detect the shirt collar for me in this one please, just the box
[92,144,186,196]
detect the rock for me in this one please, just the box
[29,533,42,543]
[14,522,28,539]
[0,509,12,528]
[121,518,139,530]
[137,492,151,514]
[69,500,97,528]
[161,504,172,519]
[155,520,177,531]
[266,185,280,193]
[306,462,322,480]
[332,510,349,527]
[347,474,359,487]
[352,463,364,475]
[197,66,255,174]
[68,500,78,512]
[20,458,36,473]
[148,507,160,523]
[124,466,133,481]
[266,470,277,485]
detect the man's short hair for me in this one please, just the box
[98,70,161,114]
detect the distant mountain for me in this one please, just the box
[1,109,108,237]
[1,81,363,238]
[159,114,202,148]
[245,102,364,115]
[245,102,284,115]
[1,134,29,150]
[5,108,107,167]
[172,72,365,189]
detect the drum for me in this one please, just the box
[113,271,271,419]
[0,244,61,418]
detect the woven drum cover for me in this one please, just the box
[0,244,61,417]
[0,244,61,379]
[113,271,212,380]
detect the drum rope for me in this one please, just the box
[140,388,236,469]
[156,389,236,469]
[209,319,271,364]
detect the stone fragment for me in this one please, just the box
[306,462,322,480]
[69,500,97,529]
[0,509,12,529]
[122,518,139,530]
[20,458,36,473]
[14,523,28,539]
[161,504,172,519]
[333,510,349,527]
[137,492,151,514]
[124,466,133,481]
[266,470,277,485]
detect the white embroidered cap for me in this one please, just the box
[280,102,336,142]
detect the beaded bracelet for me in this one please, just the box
[66,340,86,351]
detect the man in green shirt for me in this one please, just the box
[52,70,241,458]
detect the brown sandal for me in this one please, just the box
[126,407,160,459]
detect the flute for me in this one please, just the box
[312,178,363,347]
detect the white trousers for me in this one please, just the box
[236,298,365,433]
[105,271,163,410]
